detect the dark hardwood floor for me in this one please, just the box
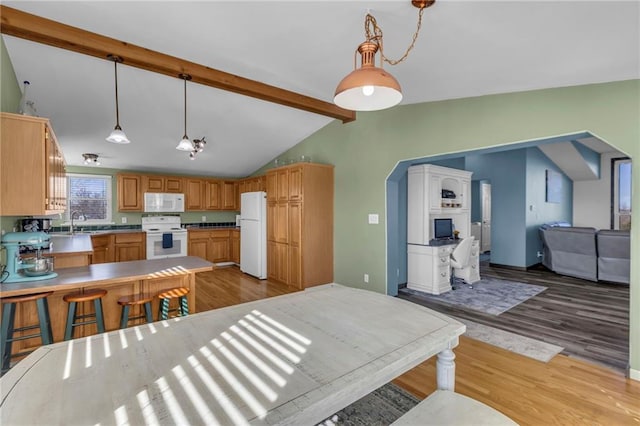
[398,261,630,372]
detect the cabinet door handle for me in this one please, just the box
[440,272,447,277]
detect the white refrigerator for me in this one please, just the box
[240,191,267,279]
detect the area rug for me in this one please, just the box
[400,277,547,315]
[453,317,564,362]
[318,383,419,426]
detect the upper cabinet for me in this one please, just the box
[0,113,67,215]
[117,174,143,211]
[407,164,473,245]
[142,175,184,193]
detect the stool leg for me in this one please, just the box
[159,299,169,320]
[120,305,130,330]
[36,298,53,345]
[94,298,105,334]
[1,303,17,372]
[143,302,153,324]
[64,302,77,341]
[179,296,189,317]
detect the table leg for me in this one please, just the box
[436,348,456,391]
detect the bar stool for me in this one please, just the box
[1,292,54,373]
[63,288,107,340]
[157,287,190,320]
[117,293,154,329]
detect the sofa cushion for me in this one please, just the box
[596,230,630,284]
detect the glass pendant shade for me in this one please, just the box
[334,42,402,111]
[176,136,193,151]
[106,126,130,144]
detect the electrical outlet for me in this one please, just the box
[121,217,127,224]
[537,251,543,258]
[202,216,207,222]
[368,214,379,224]
[364,273,369,283]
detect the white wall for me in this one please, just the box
[573,152,620,229]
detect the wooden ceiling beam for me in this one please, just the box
[0,5,356,123]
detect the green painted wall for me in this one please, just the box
[0,37,20,113]
[269,79,640,375]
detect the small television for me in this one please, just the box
[434,218,454,240]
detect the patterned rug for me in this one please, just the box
[318,383,419,426]
[400,277,547,315]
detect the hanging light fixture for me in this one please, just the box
[82,153,101,165]
[176,73,194,151]
[105,55,131,144]
[334,0,435,111]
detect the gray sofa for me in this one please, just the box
[539,224,630,284]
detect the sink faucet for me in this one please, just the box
[70,210,81,234]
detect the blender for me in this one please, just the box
[0,232,57,283]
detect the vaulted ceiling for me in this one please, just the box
[3,1,638,177]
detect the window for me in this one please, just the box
[612,158,631,230]
[66,173,112,224]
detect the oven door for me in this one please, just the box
[146,232,187,259]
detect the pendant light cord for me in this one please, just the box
[364,6,426,66]
[109,55,123,130]
[183,76,188,139]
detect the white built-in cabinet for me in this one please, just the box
[408,164,472,244]
[407,164,480,294]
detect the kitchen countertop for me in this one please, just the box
[0,256,214,298]
[186,226,240,230]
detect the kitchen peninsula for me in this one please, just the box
[1,256,214,352]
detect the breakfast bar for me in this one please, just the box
[0,256,214,353]
[0,284,465,425]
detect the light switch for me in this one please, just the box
[368,214,379,224]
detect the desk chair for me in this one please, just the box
[450,237,474,290]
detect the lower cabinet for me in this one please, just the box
[91,232,146,264]
[267,241,289,283]
[230,230,240,264]
[188,229,238,263]
[407,244,454,295]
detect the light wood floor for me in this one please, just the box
[197,266,640,426]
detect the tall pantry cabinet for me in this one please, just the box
[266,163,333,289]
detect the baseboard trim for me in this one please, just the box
[629,367,640,382]
[488,263,528,271]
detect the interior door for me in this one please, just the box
[481,182,492,253]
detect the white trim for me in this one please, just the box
[66,173,113,224]
[630,367,640,382]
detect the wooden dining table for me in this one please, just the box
[0,283,465,425]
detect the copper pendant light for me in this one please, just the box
[334,0,435,111]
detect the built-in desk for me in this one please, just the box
[407,239,480,295]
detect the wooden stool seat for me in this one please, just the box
[63,288,108,340]
[63,288,108,303]
[117,294,154,329]
[157,287,190,320]
[1,292,54,374]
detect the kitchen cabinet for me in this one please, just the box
[187,229,233,263]
[237,176,265,207]
[117,174,143,211]
[91,235,114,264]
[114,232,146,262]
[407,164,473,245]
[142,175,184,193]
[0,112,67,215]
[185,178,205,211]
[265,163,333,289]
[204,179,221,210]
[222,181,237,210]
[230,229,240,264]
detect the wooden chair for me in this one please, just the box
[63,288,107,340]
[1,292,54,373]
[117,293,154,329]
[157,287,190,320]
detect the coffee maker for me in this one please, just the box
[0,232,57,283]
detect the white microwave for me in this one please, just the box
[143,193,185,213]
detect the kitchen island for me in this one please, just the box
[1,256,214,354]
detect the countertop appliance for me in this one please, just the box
[19,218,52,253]
[1,232,57,283]
[143,193,185,213]
[142,216,188,259]
[240,191,267,279]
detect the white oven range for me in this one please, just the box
[142,216,187,259]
